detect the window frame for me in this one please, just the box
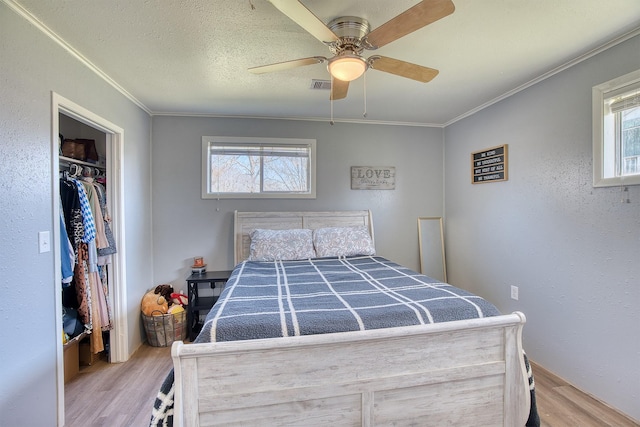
[201,136,317,199]
[592,69,640,187]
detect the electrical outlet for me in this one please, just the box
[510,285,519,301]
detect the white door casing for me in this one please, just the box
[52,92,128,426]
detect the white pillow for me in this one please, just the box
[313,226,375,258]
[249,228,316,261]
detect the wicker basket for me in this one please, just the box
[142,310,187,347]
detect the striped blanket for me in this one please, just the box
[150,256,539,426]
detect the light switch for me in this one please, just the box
[39,231,51,253]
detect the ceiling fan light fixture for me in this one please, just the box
[328,54,367,82]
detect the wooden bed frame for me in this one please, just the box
[171,210,530,426]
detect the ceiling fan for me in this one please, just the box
[249,0,455,100]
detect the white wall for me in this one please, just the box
[151,116,444,288]
[444,34,640,420]
[0,4,153,425]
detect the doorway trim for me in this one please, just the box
[52,92,129,426]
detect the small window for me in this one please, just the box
[202,136,316,199]
[593,69,640,187]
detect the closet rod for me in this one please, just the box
[59,155,105,170]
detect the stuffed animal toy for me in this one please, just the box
[171,292,188,306]
[154,284,174,305]
[141,289,169,316]
[168,304,185,314]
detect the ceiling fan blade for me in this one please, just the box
[363,0,455,49]
[268,0,339,43]
[331,78,349,100]
[368,56,439,83]
[249,56,326,74]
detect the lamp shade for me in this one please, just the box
[328,55,367,82]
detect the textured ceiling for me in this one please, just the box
[9,0,640,125]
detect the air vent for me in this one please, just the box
[310,79,331,90]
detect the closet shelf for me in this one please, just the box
[59,155,105,170]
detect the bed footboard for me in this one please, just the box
[172,312,530,427]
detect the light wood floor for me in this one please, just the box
[532,362,639,427]
[64,344,173,426]
[65,344,639,426]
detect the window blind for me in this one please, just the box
[210,144,310,158]
[607,81,640,114]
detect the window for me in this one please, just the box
[202,136,316,199]
[592,69,640,187]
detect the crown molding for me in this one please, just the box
[445,26,640,127]
[3,0,152,116]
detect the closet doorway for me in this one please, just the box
[52,93,128,426]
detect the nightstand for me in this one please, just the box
[186,270,232,341]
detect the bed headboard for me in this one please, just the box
[234,210,374,265]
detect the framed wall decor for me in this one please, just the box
[351,166,396,190]
[471,144,508,184]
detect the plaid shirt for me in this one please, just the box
[72,179,96,243]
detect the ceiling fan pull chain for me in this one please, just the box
[363,72,368,118]
[330,80,335,125]
[330,99,334,125]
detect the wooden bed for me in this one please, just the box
[170,210,531,426]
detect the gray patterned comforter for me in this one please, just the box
[150,256,539,426]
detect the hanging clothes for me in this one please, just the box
[73,242,93,329]
[59,200,74,284]
[60,178,83,251]
[61,178,91,327]
[80,177,108,250]
[59,167,114,349]
[92,181,117,257]
[81,176,114,332]
[75,178,96,244]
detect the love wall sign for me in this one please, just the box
[351,166,396,190]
